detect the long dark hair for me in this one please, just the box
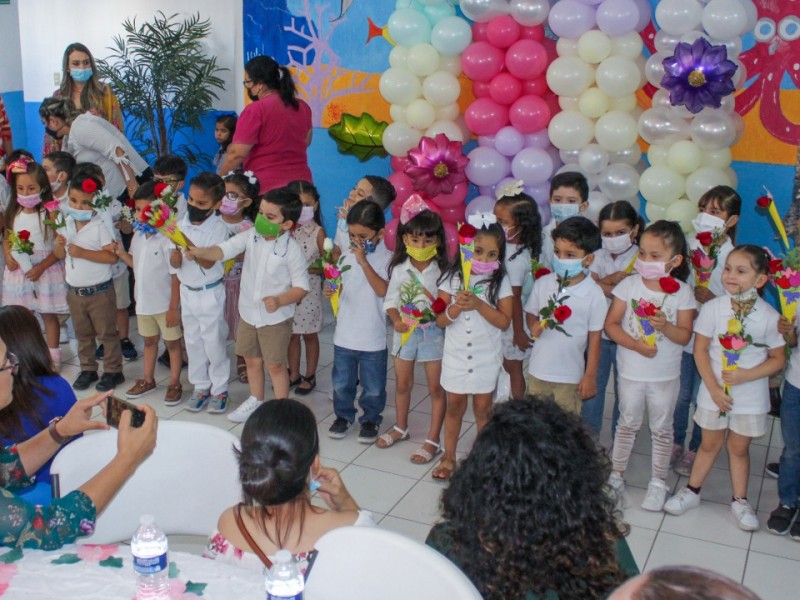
[495,192,542,260]
[286,180,323,227]
[6,161,54,241]
[388,210,449,279]
[245,56,299,110]
[642,220,690,282]
[215,113,237,153]
[443,224,506,305]
[59,43,107,114]
[0,306,57,441]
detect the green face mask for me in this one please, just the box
[406,244,437,262]
[255,213,282,238]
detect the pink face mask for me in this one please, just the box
[297,205,315,225]
[219,194,241,216]
[471,260,500,275]
[634,257,675,280]
[17,193,42,209]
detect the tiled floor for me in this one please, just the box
[64,311,795,599]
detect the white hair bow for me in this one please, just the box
[467,212,497,229]
[495,179,524,200]
[243,170,258,185]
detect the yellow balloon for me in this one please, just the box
[645,201,667,222]
[577,30,612,64]
[667,140,703,175]
[578,87,611,119]
[640,166,685,206]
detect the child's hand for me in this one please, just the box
[577,374,597,400]
[25,263,45,282]
[116,220,133,235]
[350,240,367,265]
[165,307,180,328]
[336,199,353,220]
[721,367,749,386]
[694,286,715,304]
[67,244,84,259]
[322,283,335,298]
[634,338,658,358]
[4,254,19,271]
[710,385,733,413]
[650,310,667,331]
[601,271,628,287]
[455,290,478,312]
[263,296,281,313]
[778,315,795,336]
[513,326,532,351]
[393,319,410,334]
[182,248,196,262]
[529,319,544,339]
[53,235,66,260]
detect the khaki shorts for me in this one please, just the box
[694,407,769,438]
[137,312,183,341]
[114,272,131,310]
[236,318,293,365]
[527,375,581,415]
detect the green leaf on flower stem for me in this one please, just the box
[0,548,23,563]
[169,561,180,578]
[328,113,389,162]
[99,556,123,568]
[51,553,81,564]
[185,581,207,595]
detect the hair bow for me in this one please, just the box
[467,212,498,230]
[495,179,525,200]
[6,157,34,183]
[399,194,431,225]
[243,170,258,186]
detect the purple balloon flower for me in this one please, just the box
[404,133,469,198]
[661,38,738,115]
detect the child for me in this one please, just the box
[493,180,542,401]
[333,175,396,253]
[1,149,34,214]
[584,200,644,437]
[673,185,740,477]
[286,179,324,396]
[665,246,785,531]
[112,181,184,405]
[525,216,607,415]
[42,151,76,209]
[220,171,256,383]
[213,113,237,171]
[55,170,124,391]
[433,217,513,481]
[170,172,230,413]
[153,154,189,222]
[2,157,69,369]
[605,220,696,512]
[540,171,589,270]
[187,186,309,422]
[380,195,449,463]
[326,200,392,443]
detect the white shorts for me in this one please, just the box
[501,325,531,362]
[694,407,769,438]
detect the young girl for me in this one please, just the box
[220,171,256,382]
[673,185,741,477]
[433,217,513,481]
[584,200,644,437]
[213,113,237,171]
[379,195,450,463]
[605,220,696,512]
[2,158,69,369]
[287,180,324,395]
[493,181,542,402]
[665,246,785,531]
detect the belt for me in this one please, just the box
[68,280,113,297]
[182,278,223,292]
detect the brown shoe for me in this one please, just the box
[125,379,156,399]
[164,383,183,406]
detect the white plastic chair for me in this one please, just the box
[50,420,241,544]
[305,526,482,600]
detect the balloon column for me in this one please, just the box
[638,0,755,231]
[546,0,650,223]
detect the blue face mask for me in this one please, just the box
[309,478,321,493]
[362,238,377,254]
[67,207,94,222]
[552,256,586,279]
[133,220,159,235]
[550,203,581,223]
[70,68,93,83]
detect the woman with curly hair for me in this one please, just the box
[426,395,638,600]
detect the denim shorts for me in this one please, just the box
[392,322,444,362]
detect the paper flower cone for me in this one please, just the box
[623,253,637,274]
[636,315,657,346]
[779,287,800,323]
[223,259,236,274]
[458,223,476,290]
[757,190,790,251]
[691,248,715,289]
[323,263,344,318]
[632,298,658,346]
[531,318,549,340]
[138,201,190,249]
[399,315,419,347]
[721,348,742,398]
[329,286,340,317]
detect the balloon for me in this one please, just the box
[666,140,703,175]
[388,171,415,206]
[665,198,699,232]
[521,76,548,97]
[465,147,511,186]
[559,149,581,165]
[472,80,491,98]
[578,144,610,175]
[654,30,681,53]
[505,39,549,80]
[509,0,550,26]
[389,104,407,124]
[422,1,456,26]
[595,56,643,98]
[486,15,521,48]
[472,22,489,42]
[577,87,610,119]
[478,134,496,147]
[644,201,667,222]
[461,41,505,82]
[546,57,595,98]
[511,147,555,185]
[464,194,498,217]
[509,94,551,134]
[434,181,469,208]
[437,54,463,76]
[439,203,467,224]
[598,163,641,200]
[585,190,612,223]
[689,111,737,151]
[465,98,509,135]
[435,103,460,122]
[384,218,399,252]
[405,98,437,129]
[406,43,441,77]
[644,52,668,88]
[443,222,458,259]
[608,94,638,112]
[548,110,595,151]
[702,147,732,169]
[608,144,642,166]
[685,167,733,203]
[422,71,461,107]
[595,110,639,152]
[459,0,509,23]
[388,8,433,47]
[655,0,703,35]
[702,0,749,40]
[390,155,410,172]
[556,38,579,58]
[559,96,581,111]
[638,108,691,145]
[577,31,612,64]
[631,0,652,32]
[379,68,422,106]
[383,123,423,157]
[489,72,523,106]
[548,0,597,39]
[390,198,402,219]
[596,0,640,37]
[494,126,525,157]
[389,46,409,69]
[639,166,685,206]
[524,131,551,149]
[610,31,645,59]
[647,144,670,167]
[425,119,465,142]
[431,16,473,56]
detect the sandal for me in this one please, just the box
[288,368,302,389]
[432,457,455,482]
[237,359,248,384]
[295,374,316,396]
[376,425,410,449]
[410,439,442,465]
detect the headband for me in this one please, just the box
[6,157,34,183]
[467,211,498,230]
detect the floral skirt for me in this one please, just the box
[2,249,68,314]
[223,272,241,341]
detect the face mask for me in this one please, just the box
[471,260,500,275]
[362,238,377,254]
[297,205,315,225]
[726,287,758,302]
[602,234,633,255]
[51,175,64,192]
[247,88,259,102]
[66,207,94,222]
[133,220,159,235]
[406,244,438,262]
[218,194,241,216]
[502,226,519,242]
[552,256,586,279]
[634,257,676,281]
[255,213,283,238]
[45,126,64,140]
[16,193,42,209]
[70,68,93,83]
[187,204,213,223]
[692,212,727,234]
[550,203,581,223]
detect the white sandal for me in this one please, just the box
[410,439,442,464]
[376,425,409,449]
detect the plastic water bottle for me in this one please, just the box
[265,549,304,600]
[131,514,170,599]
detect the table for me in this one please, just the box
[0,543,264,599]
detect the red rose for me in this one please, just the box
[719,335,734,350]
[534,267,551,280]
[154,182,168,197]
[644,303,657,317]
[776,276,791,289]
[81,178,98,194]
[659,277,680,294]
[17,230,31,241]
[411,308,423,319]
[553,305,572,323]
[431,298,447,314]
[696,231,713,246]
[140,206,153,222]
[756,195,772,208]
[458,223,477,238]
[769,259,784,274]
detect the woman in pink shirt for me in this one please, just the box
[218,56,312,194]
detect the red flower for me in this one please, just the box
[720,335,734,350]
[32,515,45,530]
[534,267,551,280]
[431,298,447,314]
[154,182,168,197]
[125,198,135,209]
[756,195,772,208]
[81,178,98,194]
[140,206,153,222]
[695,231,713,246]
[553,305,572,323]
[458,223,477,238]
[644,303,657,317]
[776,276,791,289]
[769,259,784,274]
[411,308,423,319]
[17,230,31,241]
[659,277,680,294]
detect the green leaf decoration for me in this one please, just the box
[0,548,23,563]
[327,113,388,162]
[51,553,81,564]
[169,561,180,579]
[99,556,124,568]
[185,581,207,595]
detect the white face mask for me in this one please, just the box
[602,234,633,255]
[692,212,727,234]
[726,287,758,302]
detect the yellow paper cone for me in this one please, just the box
[636,316,656,347]
[400,319,418,347]
[223,259,235,274]
[531,318,548,340]
[779,289,799,323]
[624,253,637,274]
[330,287,340,318]
[462,259,472,291]
[768,201,790,251]
[163,229,190,249]
[722,352,738,396]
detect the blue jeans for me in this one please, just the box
[779,381,800,507]
[673,351,703,451]
[332,345,387,425]
[581,338,618,436]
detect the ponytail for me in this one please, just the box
[278,66,299,110]
[244,56,299,110]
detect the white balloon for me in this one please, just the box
[609,144,643,166]
[627,195,641,211]
[379,68,422,105]
[425,119,464,142]
[388,8,433,47]
[437,54,462,76]
[435,103,459,121]
[509,0,551,26]
[610,31,645,59]
[390,104,407,124]
[685,166,733,203]
[667,140,703,174]
[656,0,704,35]
[382,122,423,156]
[559,149,581,164]
[702,0,749,39]
[546,57,595,98]
[459,0,509,22]
[707,35,742,59]
[638,108,691,145]
[645,52,668,88]
[639,165,685,206]
[599,163,641,201]
[406,43,441,77]
[431,16,472,56]
[585,190,612,223]
[578,30,612,64]
[422,71,460,107]
[389,46,410,69]
[739,0,758,32]
[689,111,737,150]
[608,94,638,112]
[595,111,639,152]
[405,98,437,129]
[725,166,738,188]
[559,96,581,111]
[647,144,670,167]
[579,144,610,174]
[702,147,733,169]
[556,38,580,58]
[548,110,595,151]
[579,87,611,119]
[654,30,682,53]
[596,56,643,98]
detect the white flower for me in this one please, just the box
[323,237,334,253]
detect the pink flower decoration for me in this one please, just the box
[787,269,800,287]
[729,336,748,351]
[77,544,119,562]
[43,200,61,212]
[404,134,469,198]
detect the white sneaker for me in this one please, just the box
[641,478,668,512]
[227,396,262,423]
[607,472,627,508]
[664,487,701,515]
[731,499,759,531]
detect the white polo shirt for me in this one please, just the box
[64,215,114,287]
[130,231,174,315]
[173,214,227,287]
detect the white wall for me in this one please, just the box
[0,0,23,92]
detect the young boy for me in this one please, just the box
[42,151,76,209]
[55,170,124,391]
[187,187,309,423]
[170,172,230,413]
[333,175,395,253]
[153,154,189,221]
[541,171,590,270]
[525,216,607,415]
[113,181,184,405]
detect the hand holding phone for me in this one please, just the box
[106,396,146,429]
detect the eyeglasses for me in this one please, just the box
[243,79,254,87]
[0,353,18,375]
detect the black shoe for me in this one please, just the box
[792,516,800,542]
[295,374,316,396]
[95,344,104,361]
[96,372,125,392]
[120,338,138,361]
[769,386,782,418]
[73,371,99,391]
[768,504,798,535]
[357,421,379,444]
[766,462,780,479]
[157,349,170,367]
[328,417,352,439]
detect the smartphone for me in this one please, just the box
[106,396,146,429]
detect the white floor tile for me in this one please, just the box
[743,551,800,600]
[751,512,800,562]
[624,525,656,571]
[338,464,417,514]
[645,532,747,581]
[660,501,753,549]
[379,516,433,545]
[389,480,444,526]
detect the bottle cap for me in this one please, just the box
[140,514,155,526]
[275,549,292,563]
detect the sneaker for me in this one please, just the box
[664,487,701,515]
[96,372,124,392]
[670,444,684,468]
[731,498,759,531]
[641,479,669,512]
[357,421,379,444]
[767,504,798,535]
[227,396,262,423]
[607,472,626,508]
[207,392,229,414]
[164,384,183,406]
[120,338,138,361]
[791,516,800,542]
[328,417,352,439]
[125,379,157,399]
[187,389,211,412]
[674,449,696,477]
[95,344,104,361]
[72,370,99,391]
[766,462,780,479]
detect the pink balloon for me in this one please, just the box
[489,72,523,106]
[387,171,414,206]
[472,80,491,98]
[486,15,521,49]
[472,22,489,42]
[434,181,469,208]
[390,198,402,219]
[522,75,549,96]
[390,156,410,172]
[505,39,548,80]
[509,94,551,134]
[460,41,505,82]
[439,203,466,224]
[464,98,509,136]
[519,26,545,41]
[443,222,458,260]
[384,218,399,252]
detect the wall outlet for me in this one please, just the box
[53,72,61,86]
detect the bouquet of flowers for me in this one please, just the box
[530,257,550,281]
[718,295,761,415]
[533,276,572,339]
[768,248,800,323]
[310,238,350,318]
[458,223,476,291]
[757,187,790,251]
[154,183,180,209]
[691,227,728,288]
[137,200,189,248]
[631,277,680,346]
[43,200,66,231]
[396,272,447,349]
